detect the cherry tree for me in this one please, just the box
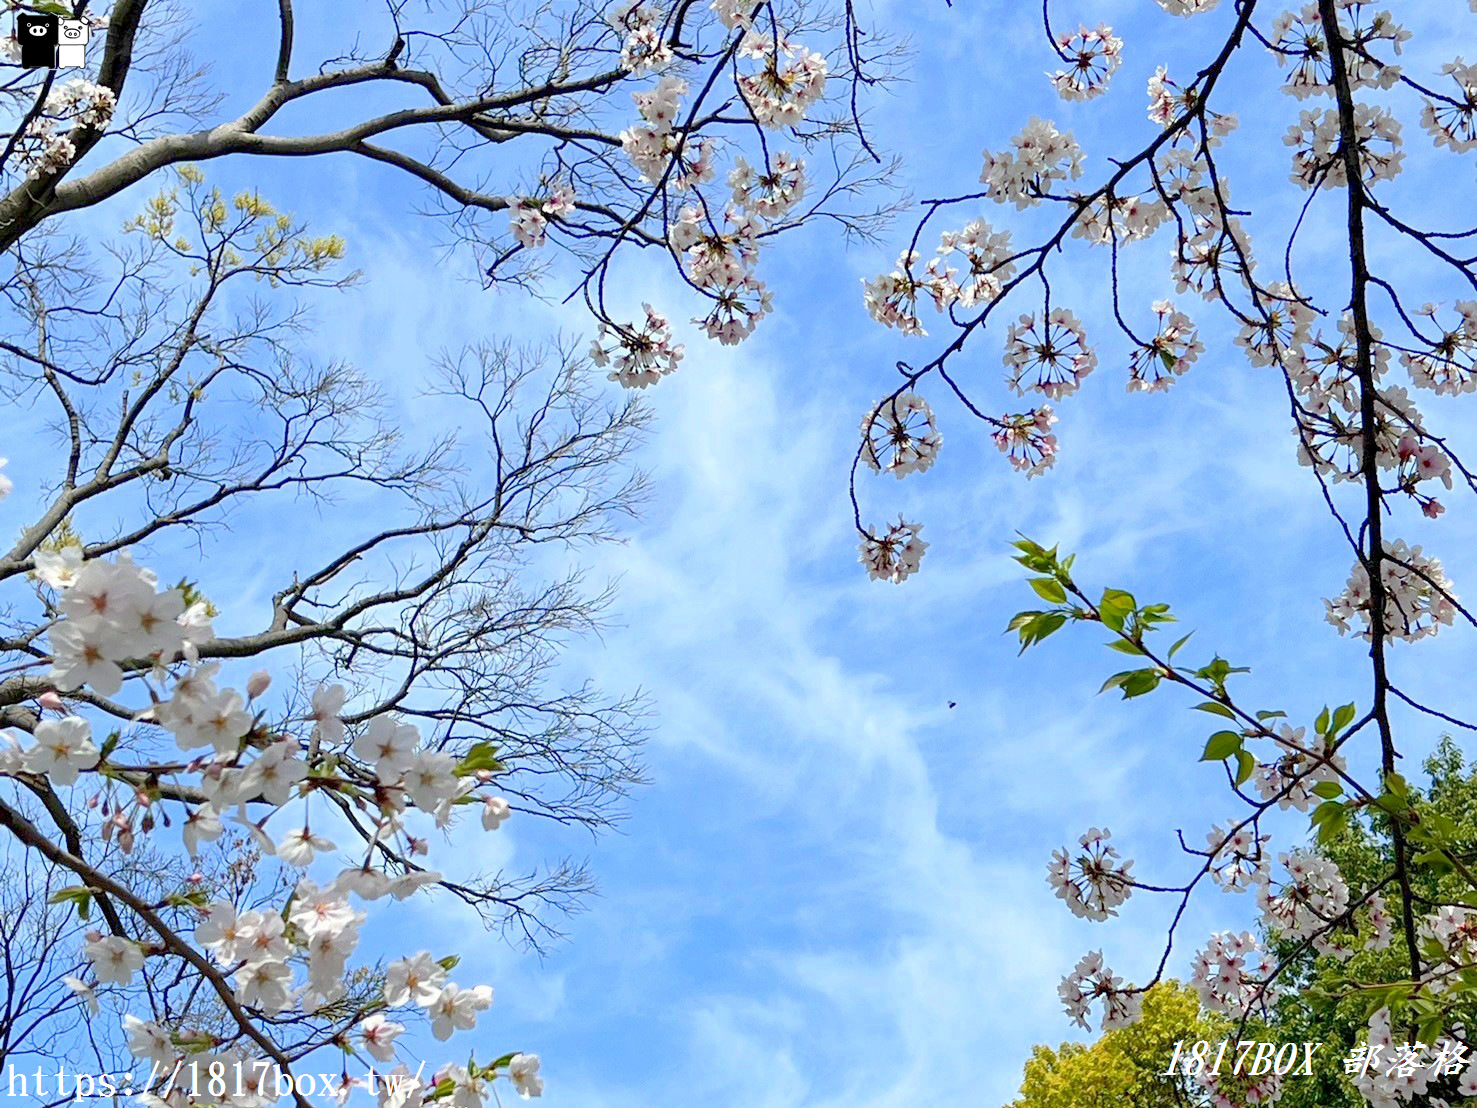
[0,0,897,1103]
[850,1,1477,1105]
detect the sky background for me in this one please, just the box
[7,1,1477,1105]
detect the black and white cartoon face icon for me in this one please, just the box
[57,18,89,68]
[17,12,60,69]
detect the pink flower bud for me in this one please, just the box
[246,670,271,699]
[37,690,64,712]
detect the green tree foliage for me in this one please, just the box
[1009,741,1477,1108]
[1009,982,1221,1107]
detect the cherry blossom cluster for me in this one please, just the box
[980,118,1084,210]
[857,517,927,584]
[1419,906,1477,994]
[1147,67,1239,140]
[934,220,1018,309]
[46,78,119,129]
[1190,930,1277,1017]
[1127,301,1204,392]
[1251,724,1346,813]
[991,406,1058,478]
[735,32,828,128]
[1352,1008,1434,1107]
[1058,950,1141,1032]
[669,205,773,344]
[0,537,542,1104]
[612,1,672,74]
[711,0,754,31]
[1285,105,1404,189]
[1401,301,1477,396]
[589,303,685,388]
[1256,849,1350,952]
[1234,283,1315,369]
[1072,192,1171,247]
[1205,820,1271,892]
[1325,540,1457,642]
[1048,24,1123,102]
[14,79,118,181]
[862,251,935,337]
[1269,2,1408,99]
[1046,827,1134,921]
[1155,0,1221,15]
[1421,60,1477,153]
[1197,1067,1284,1108]
[506,185,576,249]
[43,551,214,697]
[860,392,942,479]
[728,153,807,219]
[1003,308,1098,400]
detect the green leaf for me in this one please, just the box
[1314,705,1331,736]
[456,741,503,776]
[1316,806,1351,846]
[1167,632,1194,659]
[1332,702,1358,734]
[1384,771,1412,799]
[1311,780,1344,799]
[34,1,71,15]
[47,885,91,921]
[1255,710,1287,722]
[1310,799,1345,826]
[1028,577,1067,604]
[1193,700,1236,720]
[1200,731,1243,762]
[1106,638,1146,655]
[1098,589,1136,633]
[1234,749,1256,787]
[1105,668,1160,699]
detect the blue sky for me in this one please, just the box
[8,1,1477,1105]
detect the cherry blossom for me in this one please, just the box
[1257,849,1350,951]
[858,517,927,584]
[1128,301,1204,392]
[1205,820,1271,892]
[22,716,97,786]
[1285,105,1404,189]
[384,952,449,1007]
[1155,0,1220,15]
[84,935,144,986]
[1048,24,1123,102]
[861,392,942,479]
[728,153,807,219]
[1003,308,1098,400]
[1058,950,1141,1031]
[1422,60,1477,152]
[1325,540,1457,642]
[992,406,1058,478]
[1353,1008,1434,1107]
[506,185,575,249]
[428,982,494,1040]
[482,795,512,830]
[509,1054,544,1099]
[1251,723,1346,812]
[1190,930,1277,1017]
[735,32,828,128]
[1047,827,1134,921]
[612,1,672,74]
[590,304,685,388]
[980,118,1084,209]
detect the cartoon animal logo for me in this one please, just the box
[17,12,60,69]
